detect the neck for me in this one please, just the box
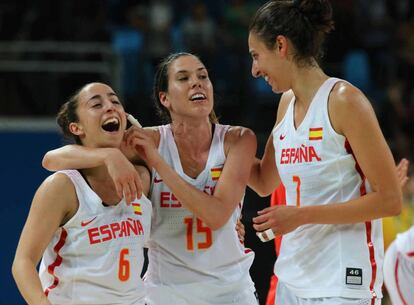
[291,65,328,107]
[170,118,213,155]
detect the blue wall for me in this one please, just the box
[0,131,63,305]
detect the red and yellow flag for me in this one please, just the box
[210,167,222,181]
[309,127,323,140]
[132,203,142,215]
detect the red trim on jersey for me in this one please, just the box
[266,184,286,305]
[395,253,408,305]
[270,184,286,255]
[345,139,377,302]
[244,248,253,254]
[44,228,67,296]
[407,252,414,257]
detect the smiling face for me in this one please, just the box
[69,83,127,148]
[159,55,214,122]
[248,32,292,93]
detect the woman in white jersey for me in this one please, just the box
[247,1,403,305]
[42,53,259,305]
[12,83,152,305]
[383,159,413,305]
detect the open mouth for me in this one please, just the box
[190,93,207,102]
[101,117,120,132]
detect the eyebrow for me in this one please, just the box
[87,92,118,103]
[175,67,207,74]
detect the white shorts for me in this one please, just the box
[384,240,414,305]
[275,281,381,305]
[146,283,259,305]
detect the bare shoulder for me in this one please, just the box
[34,172,78,222]
[329,81,374,135]
[224,126,256,155]
[276,90,294,125]
[41,172,76,193]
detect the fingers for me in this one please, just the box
[252,213,268,224]
[135,175,143,199]
[235,221,245,243]
[123,183,133,205]
[114,181,124,200]
[253,222,271,232]
[396,158,410,188]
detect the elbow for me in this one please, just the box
[384,190,403,217]
[204,212,233,231]
[42,152,54,171]
[256,189,272,198]
[249,184,272,198]
[206,218,227,231]
[11,258,20,281]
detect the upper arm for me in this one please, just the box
[330,82,401,201]
[213,127,257,211]
[14,174,77,265]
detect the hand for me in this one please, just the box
[235,218,245,243]
[104,148,143,204]
[124,127,160,168]
[253,205,303,236]
[396,158,409,188]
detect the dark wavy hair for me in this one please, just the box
[56,87,83,144]
[249,0,335,66]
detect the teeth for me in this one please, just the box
[190,93,206,101]
[264,76,269,82]
[103,117,119,125]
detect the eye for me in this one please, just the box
[111,100,121,105]
[92,103,102,108]
[199,74,208,80]
[178,76,188,81]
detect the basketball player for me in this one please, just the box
[383,159,412,305]
[12,83,152,305]
[264,160,409,305]
[247,1,402,304]
[42,53,258,305]
[384,226,414,305]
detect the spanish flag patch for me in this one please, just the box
[210,167,223,181]
[132,203,142,215]
[309,127,323,140]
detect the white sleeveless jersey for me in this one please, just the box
[272,78,384,299]
[39,170,152,305]
[145,124,256,304]
[395,226,414,259]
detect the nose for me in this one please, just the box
[251,62,260,78]
[104,99,116,112]
[190,75,201,88]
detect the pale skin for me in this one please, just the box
[248,32,403,239]
[12,83,150,305]
[43,55,257,231]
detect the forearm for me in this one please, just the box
[300,190,402,225]
[42,145,118,171]
[152,155,234,230]
[12,259,51,305]
[248,158,280,197]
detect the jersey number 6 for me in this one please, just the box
[118,248,130,281]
